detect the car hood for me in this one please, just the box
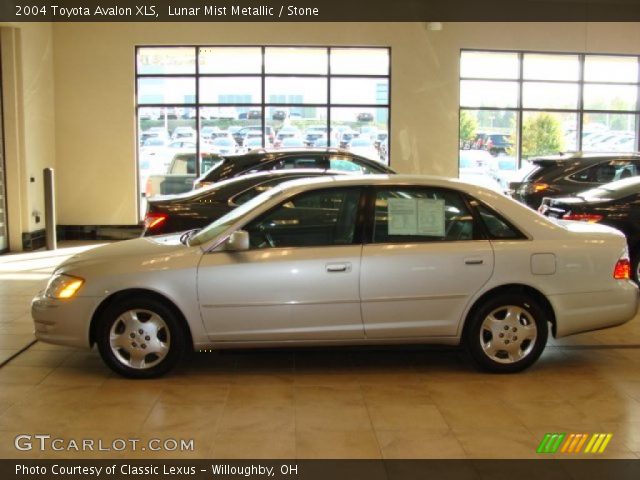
[56,235,190,273]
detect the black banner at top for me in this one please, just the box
[2,0,640,22]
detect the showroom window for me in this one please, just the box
[135,46,390,218]
[459,50,640,186]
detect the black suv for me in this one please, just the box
[193,148,394,189]
[510,153,640,209]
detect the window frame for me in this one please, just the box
[459,49,640,167]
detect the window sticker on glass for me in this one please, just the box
[388,198,445,236]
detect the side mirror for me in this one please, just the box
[224,230,249,251]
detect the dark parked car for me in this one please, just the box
[539,176,640,282]
[143,170,345,236]
[510,153,640,209]
[192,148,395,189]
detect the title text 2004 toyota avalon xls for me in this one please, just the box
[32,176,638,378]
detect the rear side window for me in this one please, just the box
[329,156,382,173]
[569,160,638,183]
[265,156,326,170]
[474,202,525,239]
[372,187,475,243]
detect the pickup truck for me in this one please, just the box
[144,152,222,197]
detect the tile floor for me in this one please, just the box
[1,243,640,459]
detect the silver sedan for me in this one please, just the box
[32,175,638,378]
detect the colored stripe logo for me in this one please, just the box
[537,433,613,454]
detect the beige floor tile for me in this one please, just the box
[377,429,467,459]
[0,349,19,364]
[0,365,52,385]
[507,401,592,429]
[7,349,73,368]
[294,370,361,387]
[296,405,372,432]
[157,384,230,406]
[435,399,526,430]
[425,380,499,404]
[141,402,223,433]
[0,401,80,430]
[209,430,295,459]
[296,429,381,459]
[39,366,111,387]
[224,384,292,408]
[453,426,539,459]
[570,397,640,423]
[216,406,295,434]
[368,404,449,431]
[0,334,35,350]
[361,384,433,407]
[70,401,157,432]
[295,385,364,408]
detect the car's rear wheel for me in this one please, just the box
[96,297,186,378]
[465,293,548,373]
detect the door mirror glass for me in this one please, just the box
[225,230,249,251]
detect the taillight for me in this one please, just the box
[614,258,631,280]
[562,213,603,223]
[144,212,168,231]
[532,183,549,193]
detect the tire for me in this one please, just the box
[96,296,187,379]
[465,293,548,373]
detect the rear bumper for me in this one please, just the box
[31,292,100,349]
[550,282,639,337]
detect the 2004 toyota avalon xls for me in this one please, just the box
[32,175,638,378]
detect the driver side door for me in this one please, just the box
[197,187,365,342]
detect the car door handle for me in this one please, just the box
[464,258,484,265]
[326,263,351,273]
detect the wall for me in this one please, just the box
[1,22,55,250]
[45,22,640,226]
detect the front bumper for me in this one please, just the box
[31,292,101,349]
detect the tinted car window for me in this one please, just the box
[475,203,524,239]
[267,156,327,170]
[569,160,638,183]
[245,188,361,249]
[329,156,383,174]
[372,188,474,243]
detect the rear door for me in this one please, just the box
[360,186,494,338]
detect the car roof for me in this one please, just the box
[533,151,640,162]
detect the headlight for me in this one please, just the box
[45,274,84,299]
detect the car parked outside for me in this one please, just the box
[539,176,640,283]
[33,175,638,378]
[192,148,394,189]
[510,153,640,209]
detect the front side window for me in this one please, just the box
[372,188,475,243]
[245,188,361,249]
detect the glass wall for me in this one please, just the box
[459,50,640,192]
[136,46,391,218]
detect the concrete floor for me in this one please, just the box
[1,243,640,459]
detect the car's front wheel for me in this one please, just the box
[465,293,548,373]
[96,296,187,378]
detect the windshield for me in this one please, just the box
[189,187,283,247]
